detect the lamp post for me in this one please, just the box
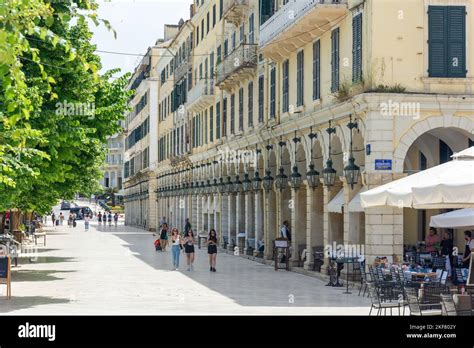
[262,144,274,192]
[323,121,337,187]
[233,174,243,193]
[344,115,360,189]
[306,127,320,189]
[289,131,302,191]
[275,140,288,191]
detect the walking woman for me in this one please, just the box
[183,229,195,271]
[160,223,169,251]
[170,228,182,270]
[84,213,90,231]
[98,212,102,224]
[207,229,218,272]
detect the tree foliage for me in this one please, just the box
[0,0,131,214]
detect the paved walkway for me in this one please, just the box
[1,219,371,315]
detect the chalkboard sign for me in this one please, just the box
[0,257,8,279]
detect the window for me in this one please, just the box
[331,28,340,93]
[217,45,222,62]
[258,75,264,123]
[199,63,203,80]
[210,106,214,142]
[216,102,221,139]
[224,39,228,57]
[238,87,244,131]
[204,109,208,144]
[270,66,276,118]
[232,32,236,50]
[282,59,289,112]
[201,19,205,40]
[207,12,210,33]
[219,0,223,20]
[222,98,227,137]
[196,26,199,45]
[249,13,254,44]
[352,13,363,83]
[210,52,214,82]
[313,40,321,100]
[297,50,304,107]
[248,81,253,127]
[213,5,216,27]
[230,94,235,134]
[205,58,208,80]
[240,25,244,43]
[428,6,466,78]
[193,117,196,148]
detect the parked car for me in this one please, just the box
[69,207,92,220]
[60,201,71,210]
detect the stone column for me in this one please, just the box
[254,191,264,250]
[228,194,236,251]
[264,190,277,261]
[196,195,201,235]
[244,192,255,254]
[290,187,307,265]
[304,185,324,270]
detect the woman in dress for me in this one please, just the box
[207,229,218,272]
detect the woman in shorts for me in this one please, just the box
[183,229,195,271]
[207,229,218,272]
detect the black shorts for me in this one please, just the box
[185,245,195,253]
[208,245,217,254]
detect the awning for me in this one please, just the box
[361,147,474,209]
[327,189,344,213]
[348,187,367,213]
[430,208,474,229]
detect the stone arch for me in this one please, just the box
[393,116,474,173]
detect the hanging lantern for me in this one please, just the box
[323,158,337,187]
[306,163,320,189]
[275,166,288,191]
[289,165,302,190]
[218,177,226,194]
[225,176,233,193]
[242,173,252,192]
[252,170,262,191]
[233,175,243,193]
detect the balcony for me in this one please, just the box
[216,44,257,91]
[260,0,348,61]
[187,79,215,113]
[174,55,192,83]
[223,0,249,26]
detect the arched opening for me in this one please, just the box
[327,135,344,246]
[292,143,307,266]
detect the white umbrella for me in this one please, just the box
[430,208,474,229]
[361,147,474,209]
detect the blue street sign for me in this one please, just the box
[375,159,392,170]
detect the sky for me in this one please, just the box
[92,0,192,75]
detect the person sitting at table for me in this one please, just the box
[425,227,441,253]
[462,231,474,268]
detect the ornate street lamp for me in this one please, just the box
[289,132,302,191]
[206,179,212,195]
[200,181,206,195]
[262,144,274,192]
[212,178,219,194]
[344,115,360,189]
[275,140,288,191]
[306,128,320,189]
[233,175,243,193]
[218,177,226,194]
[323,122,337,187]
[242,172,252,192]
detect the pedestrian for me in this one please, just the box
[280,220,291,263]
[170,228,182,270]
[51,213,56,226]
[68,214,73,228]
[183,229,195,271]
[104,212,108,226]
[425,227,441,253]
[184,218,192,236]
[59,212,64,225]
[159,223,169,251]
[159,216,166,228]
[98,212,102,224]
[114,213,119,227]
[440,231,453,277]
[84,213,90,231]
[207,229,218,272]
[462,231,474,268]
[108,212,112,227]
[72,213,77,228]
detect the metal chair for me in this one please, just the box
[405,287,442,316]
[440,294,457,316]
[367,282,403,316]
[422,284,449,309]
[358,265,371,297]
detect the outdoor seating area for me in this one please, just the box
[361,257,474,316]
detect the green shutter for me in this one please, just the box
[428,6,448,77]
[447,6,466,77]
[331,28,340,92]
[352,13,362,83]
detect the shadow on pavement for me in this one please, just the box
[0,296,71,313]
[18,256,76,265]
[111,229,371,308]
[12,269,76,282]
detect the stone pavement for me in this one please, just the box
[0,219,371,315]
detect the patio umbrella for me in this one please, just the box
[430,208,474,229]
[361,147,474,209]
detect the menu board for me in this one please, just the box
[0,257,8,279]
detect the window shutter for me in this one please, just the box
[428,6,448,77]
[447,6,466,77]
[313,40,320,100]
[352,13,362,83]
[331,28,340,92]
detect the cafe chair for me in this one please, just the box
[440,294,458,316]
[405,287,442,316]
[367,283,403,316]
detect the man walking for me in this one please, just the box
[280,220,291,263]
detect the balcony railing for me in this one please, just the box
[187,79,215,113]
[222,0,249,26]
[260,0,347,59]
[216,44,257,90]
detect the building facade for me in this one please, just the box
[137,0,473,268]
[102,130,125,193]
